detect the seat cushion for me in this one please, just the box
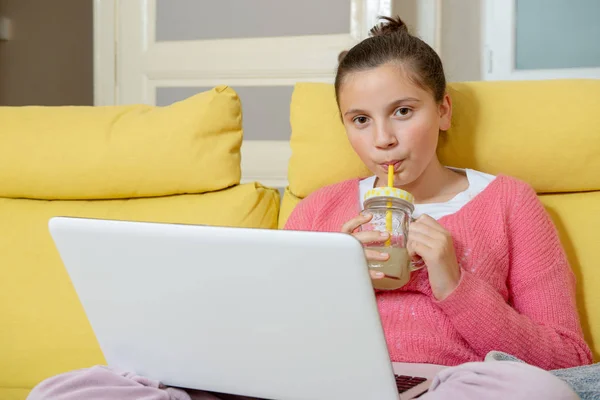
[288,80,600,198]
[0,183,279,391]
[0,86,242,200]
[0,388,30,400]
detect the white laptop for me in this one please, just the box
[49,217,445,400]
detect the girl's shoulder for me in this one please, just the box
[285,178,360,230]
[492,174,539,203]
[449,172,539,222]
[297,178,360,207]
[462,168,534,199]
[471,174,543,223]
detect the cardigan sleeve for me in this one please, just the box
[435,180,592,369]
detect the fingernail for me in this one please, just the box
[374,272,384,278]
[380,231,389,237]
[380,252,389,258]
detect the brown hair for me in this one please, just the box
[335,16,446,105]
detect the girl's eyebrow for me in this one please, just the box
[344,108,367,116]
[344,97,421,116]
[389,97,421,106]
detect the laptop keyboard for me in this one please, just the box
[395,374,427,394]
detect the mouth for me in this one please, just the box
[379,160,404,173]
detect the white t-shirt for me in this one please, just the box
[358,168,496,220]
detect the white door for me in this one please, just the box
[94,0,392,189]
[483,0,600,81]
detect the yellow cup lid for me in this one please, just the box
[364,187,414,204]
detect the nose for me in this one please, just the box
[373,120,398,149]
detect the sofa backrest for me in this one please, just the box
[286,80,600,200]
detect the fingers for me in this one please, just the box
[407,237,431,257]
[407,230,433,264]
[365,249,390,262]
[353,230,389,245]
[409,217,450,247]
[370,270,385,279]
[409,219,438,238]
[341,213,372,234]
[412,214,447,234]
[407,230,435,248]
[409,215,454,251]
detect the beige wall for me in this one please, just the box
[392,0,483,82]
[440,0,482,82]
[391,0,418,33]
[0,0,93,106]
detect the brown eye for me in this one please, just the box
[353,116,369,125]
[394,107,411,117]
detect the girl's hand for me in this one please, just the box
[341,213,389,281]
[408,215,461,301]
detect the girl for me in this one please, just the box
[285,16,592,370]
[28,16,594,400]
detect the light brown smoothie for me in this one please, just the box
[366,246,411,290]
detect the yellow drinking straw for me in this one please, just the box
[386,164,393,246]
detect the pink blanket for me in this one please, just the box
[26,366,258,400]
[27,361,578,400]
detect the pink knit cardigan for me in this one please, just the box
[284,175,592,369]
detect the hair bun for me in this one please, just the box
[369,16,409,37]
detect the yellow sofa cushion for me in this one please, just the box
[0,183,279,392]
[288,84,371,199]
[540,191,600,361]
[288,80,600,198]
[0,388,31,400]
[0,86,242,200]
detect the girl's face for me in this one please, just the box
[338,63,451,187]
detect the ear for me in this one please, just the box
[438,93,452,131]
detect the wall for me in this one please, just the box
[155,0,350,41]
[151,0,351,143]
[440,0,482,82]
[0,0,93,106]
[392,0,483,82]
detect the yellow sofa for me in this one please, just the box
[0,87,279,400]
[281,80,600,365]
